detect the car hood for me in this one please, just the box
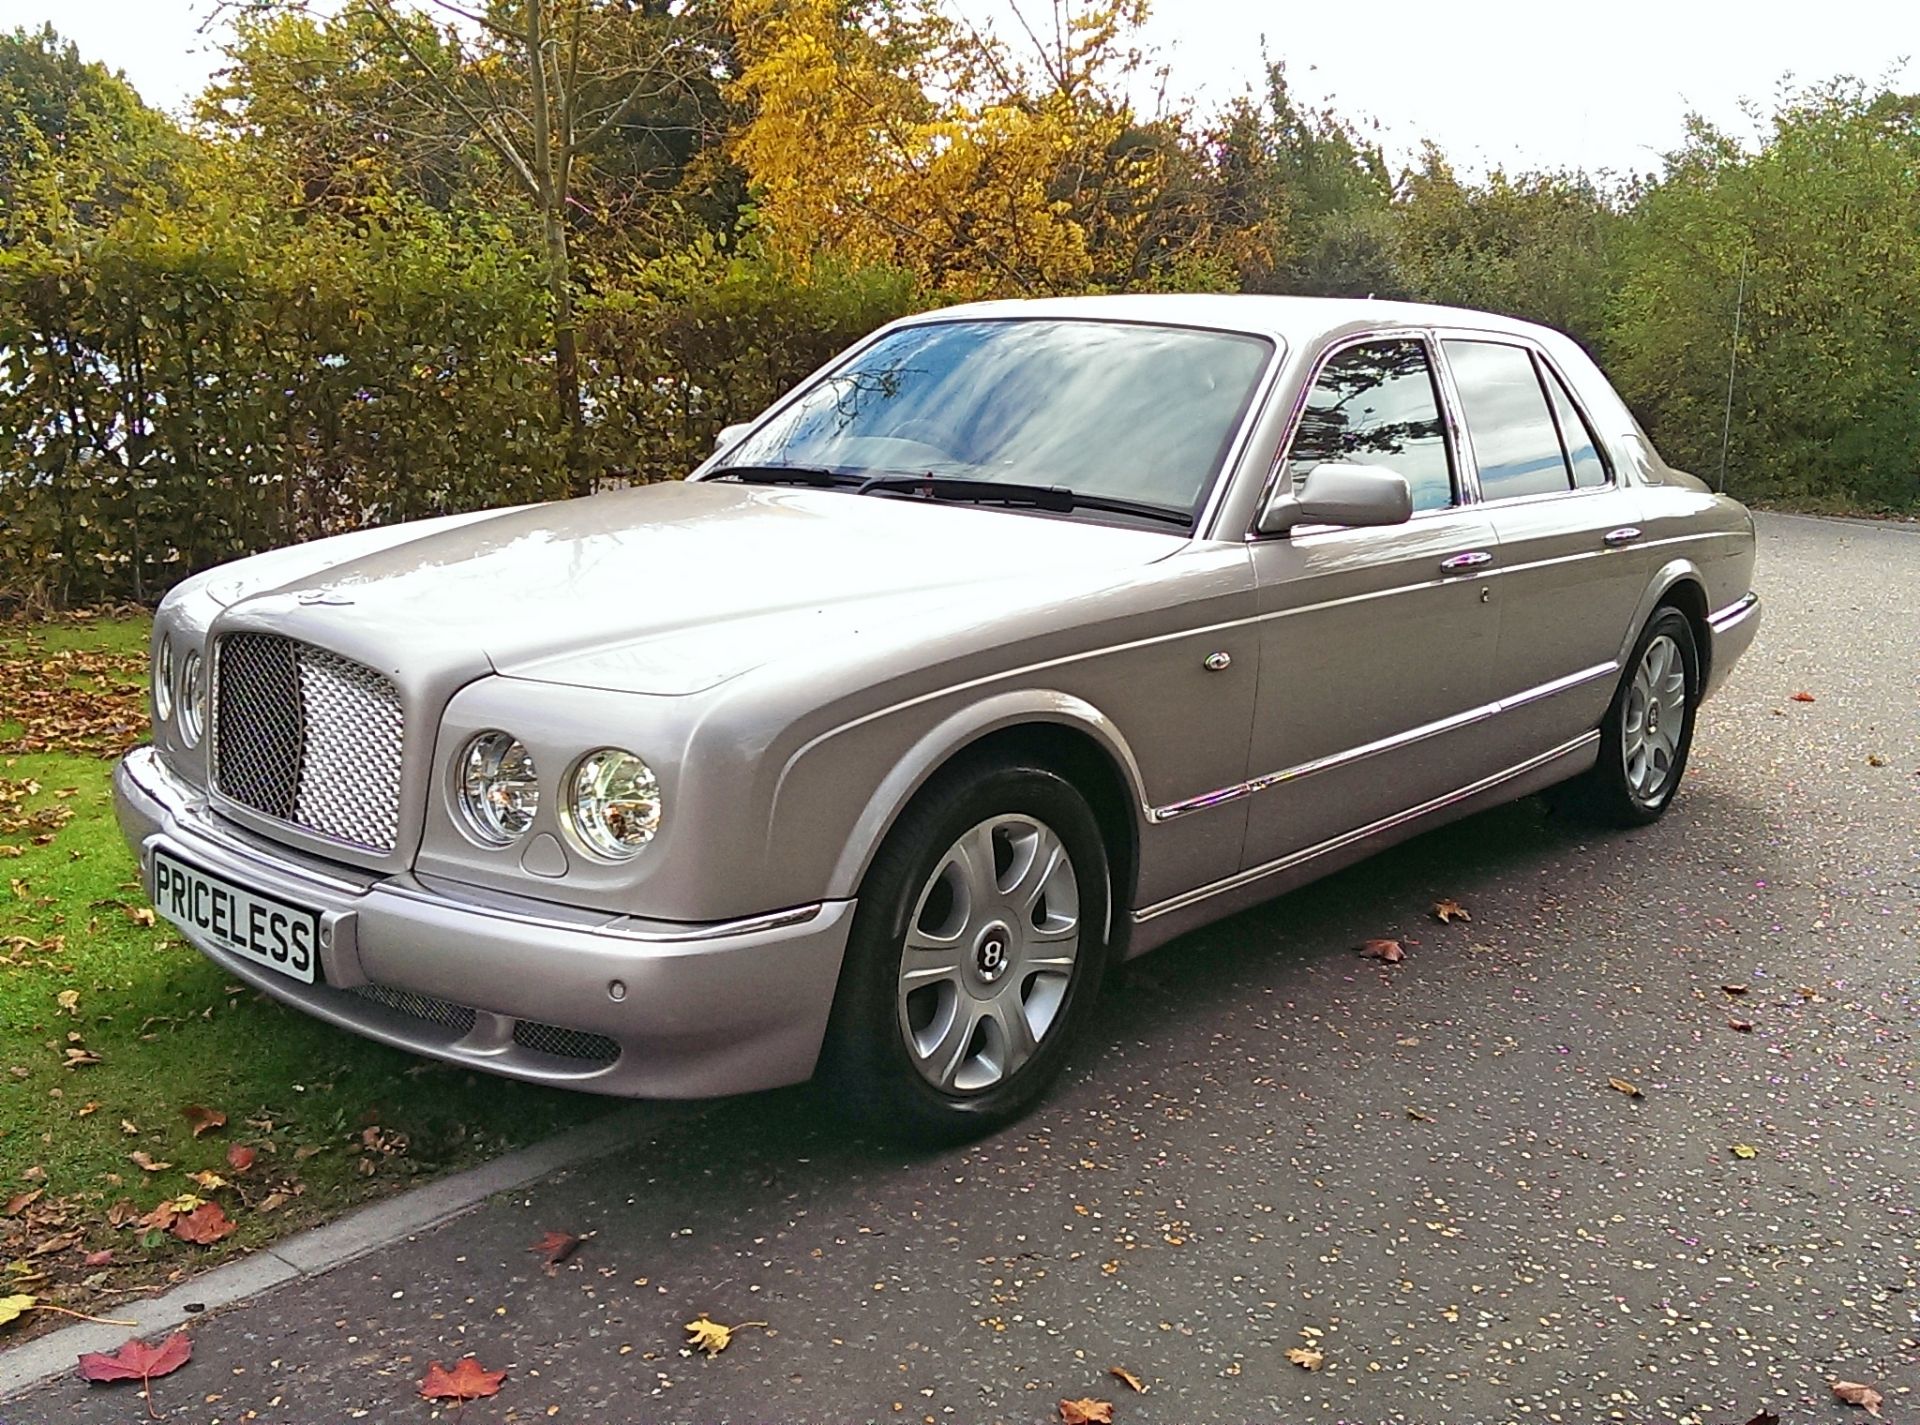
[224,481,1184,694]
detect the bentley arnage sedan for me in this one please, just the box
[119,295,1760,1140]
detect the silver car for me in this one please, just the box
[117,295,1761,1141]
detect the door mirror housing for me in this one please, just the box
[714,421,752,453]
[1257,462,1414,534]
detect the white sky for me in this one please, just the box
[6,0,1917,178]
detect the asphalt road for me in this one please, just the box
[11,511,1918,1425]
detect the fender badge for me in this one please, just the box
[296,590,354,606]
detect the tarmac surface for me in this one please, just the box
[9,510,1917,1424]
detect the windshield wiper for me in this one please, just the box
[855,474,1192,529]
[711,464,862,488]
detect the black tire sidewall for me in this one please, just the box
[1593,608,1700,825]
[819,761,1112,1143]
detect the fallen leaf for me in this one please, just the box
[419,1357,507,1402]
[181,1106,226,1138]
[76,1101,99,1117]
[1739,1412,1780,1425]
[225,1145,255,1173]
[1789,690,1815,703]
[1108,1366,1146,1393]
[530,1229,590,1269]
[171,1202,236,1245]
[0,1293,34,1326]
[1728,1018,1753,1032]
[1867,753,1887,767]
[685,1315,767,1356]
[1406,1107,1435,1123]
[292,1144,325,1162]
[1285,1346,1324,1370]
[1831,1380,1883,1415]
[77,1333,193,1406]
[1359,938,1404,964]
[1431,898,1471,924]
[1059,1400,1114,1425]
[4,1189,43,1216]
[1608,1077,1643,1098]
[84,1250,113,1267]
[1731,1144,1758,1159]
[55,989,78,1016]
[62,1047,101,1068]
[187,1171,227,1192]
[1721,984,1749,996]
[127,907,156,927]
[128,1152,171,1174]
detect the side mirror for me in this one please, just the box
[1256,462,1413,535]
[713,421,752,453]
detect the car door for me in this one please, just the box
[1237,333,1506,873]
[1437,335,1652,753]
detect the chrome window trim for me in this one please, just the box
[1243,326,1462,543]
[1148,661,1617,823]
[1136,731,1602,922]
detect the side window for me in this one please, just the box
[1542,367,1610,488]
[1285,339,1454,513]
[1443,340,1572,500]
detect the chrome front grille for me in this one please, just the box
[213,634,404,852]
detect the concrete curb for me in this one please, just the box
[0,1103,661,1402]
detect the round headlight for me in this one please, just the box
[177,650,205,747]
[566,749,662,859]
[458,733,540,845]
[154,636,175,723]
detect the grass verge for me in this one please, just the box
[0,613,603,1341]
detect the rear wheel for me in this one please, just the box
[1564,607,1700,826]
[818,761,1111,1143]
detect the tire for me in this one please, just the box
[817,759,1112,1145]
[1563,607,1700,826]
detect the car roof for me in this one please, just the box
[902,292,1565,347]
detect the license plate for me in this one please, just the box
[150,850,321,984]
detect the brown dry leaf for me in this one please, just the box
[225,1145,256,1173]
[1108,1366,1146,1394]
[83,1249,113,1268]
[126,906,156,927]
[170,1201,236,1246]
[419,1357,506,1402]
[1728,1018,1754,1032]
[1789,690,1816,703]
[1059,1400,1115,1425]
[1831,1380,1883,1415]
[684,1315,766,1356]
[1607,1077,1643,1098]
[1739,1412,1780,1425]
[1867,753,1888,767]
[1285,1346,1324,1370]
[1721,984,1750,996]
[292,1144,325,1162]
[1359,938,1405,964]
[4,1189,43,1216]
[62,1047,101,1069]
[181,1105,226,1138]
[76,1101,99,1117]
[1431,898,1471,924]
[127,1152,170,1174]
[54,989,78,1017]
[530,1229,591,1270]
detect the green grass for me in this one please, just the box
[0,614,602,1333]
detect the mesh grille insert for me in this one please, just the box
[512,1020,620,1065]
[347,984,478,1036]
[213,634,404,852]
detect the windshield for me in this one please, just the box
[718,319,1274,516]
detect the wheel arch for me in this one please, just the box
[824,692,1148,942]
[1624,559,1712,689]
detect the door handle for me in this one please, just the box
[1439,550,1493,572]
[1603,526,1643,547]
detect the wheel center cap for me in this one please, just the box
[974,923,1012,984]
[1647,703,1661,734]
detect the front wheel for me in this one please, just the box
[817,761,1111,1144]
[1564,607,1700,826]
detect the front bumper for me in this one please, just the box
[113,746,853,1098]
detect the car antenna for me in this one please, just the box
[1715,250,1748,495]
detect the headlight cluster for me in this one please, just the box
[152,635,207,748]
[456,733,662,860]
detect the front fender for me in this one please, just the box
[771,690,1152,903]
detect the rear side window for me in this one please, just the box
[1443,340,1572,500]
[1285,339,1454,512]
[1542,367,1610,488]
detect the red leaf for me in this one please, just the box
[420,1356,507,1401]
[530,1229,588,1268]
[225,1144,256,1172]
[84,1249,114,1267]
[1789,690,1816,703]
[181,1105,226,1138]
[77,1333,192,1389]
[1359,938,1405,964]
[171,1202,236,1245]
